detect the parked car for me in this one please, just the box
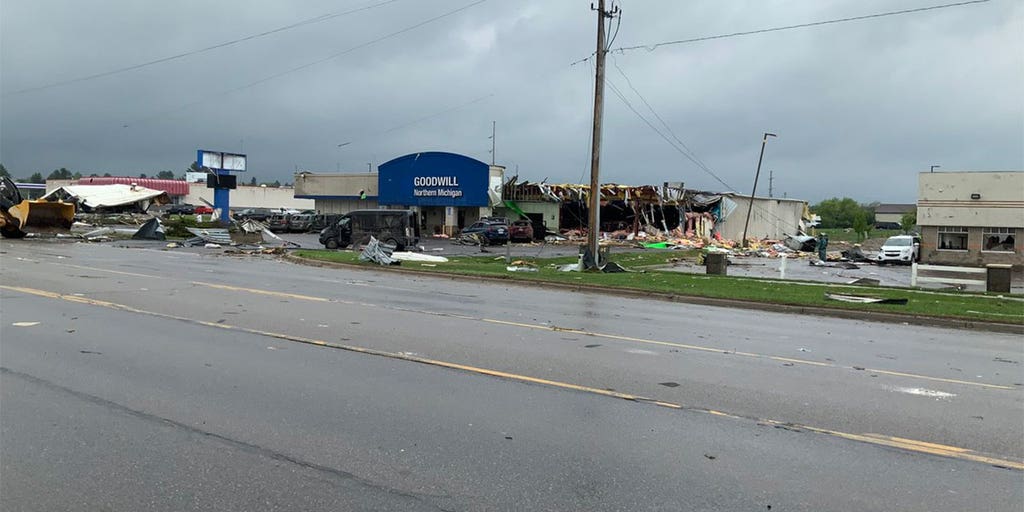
[267,213,290,232]
[166,203,195,215]
[236,208,272,222]
[875,235,921,264]
[319,209,419,250]
[509,219,534,242]
[194,205,214,215]
[461,220,509,245]
[287,213,313,232]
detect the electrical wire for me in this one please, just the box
[605,66,799,230]
[335,94,494,147]
[611,0,990,53]
[122,0,487,127]
[5,0,402,96]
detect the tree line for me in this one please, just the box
[811,197,916,235]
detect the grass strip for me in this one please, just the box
[293,249,1023,325]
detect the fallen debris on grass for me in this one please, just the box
[825,292,908,305]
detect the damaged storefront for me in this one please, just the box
[499,179,811,245]
[294,152,505,236]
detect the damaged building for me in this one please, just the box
[497,179,811,243]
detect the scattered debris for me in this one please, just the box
[658,382,680,388]
[824,293,908,305]
[703,454,717,460]
[507,266,538,272]
[186,227,233,245]
[11,321,40,327]
[847,277,881,286]
[131,217,165,240]
[359,236,399,266]
[390,252,449,263]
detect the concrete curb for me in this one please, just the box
[283,253,1024,335]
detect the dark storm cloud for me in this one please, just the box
[1,0,1020,202]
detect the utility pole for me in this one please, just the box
[768,170,774,198]
[587,0,619,268]
[489,121,496,165]
[741,132,776,248]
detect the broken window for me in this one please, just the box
[937,226,967,251]
[982,227,1015,252]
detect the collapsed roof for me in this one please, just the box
[42,184,170,211]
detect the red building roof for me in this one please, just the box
[76,177,189,196]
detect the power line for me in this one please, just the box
[336,93,494,147]
[605,66,798,230]
[611,0,989,53]
[122,0,487,127]
[5,0,402,96]
[611,57,716,182]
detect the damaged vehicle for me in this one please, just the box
[319,209,419,250]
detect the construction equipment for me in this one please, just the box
[0,177,75,238]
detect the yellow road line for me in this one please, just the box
[183,282,1014,391]
[2,283,1021,471]
[192,281,340,303]
[57,263,166,279]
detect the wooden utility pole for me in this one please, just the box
[587,0,618,268]
[741,132,776,248]
[490,121,496,165]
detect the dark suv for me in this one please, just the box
[166,203,195,215]
[460,220,509,245]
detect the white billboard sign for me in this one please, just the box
[198,150,246,172]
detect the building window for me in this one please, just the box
[937,226,968,251]
[982,227,1016,252]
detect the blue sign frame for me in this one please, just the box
[378,152,489,207]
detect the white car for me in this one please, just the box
[876,235,921,264]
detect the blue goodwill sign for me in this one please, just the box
[378,152,490,207]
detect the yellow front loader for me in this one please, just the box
[0,177,75,238]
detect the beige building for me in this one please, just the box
[874,204,915,227]
[185,183,313,210]
[917,171,1023,267]
[292,172,379,213]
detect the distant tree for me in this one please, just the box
[851,210,870,241]
[102,173,112,177]
[0,163,10,178]
[72,172,82,180]
[156,170,176,180]
[811,197,874,229]
[46,168,73,180]
[272,180,281,188]
[901,210,918,233]
[89,173,99,178]
[139,173,148,179]
[249,176,257,186]
[28,172,44,184]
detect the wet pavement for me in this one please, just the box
[2,239,1021,511]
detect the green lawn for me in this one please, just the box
[292,249,1023,325]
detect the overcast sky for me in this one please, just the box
[2,0,1021,203]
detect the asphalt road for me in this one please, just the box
[1,239,1022,511]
